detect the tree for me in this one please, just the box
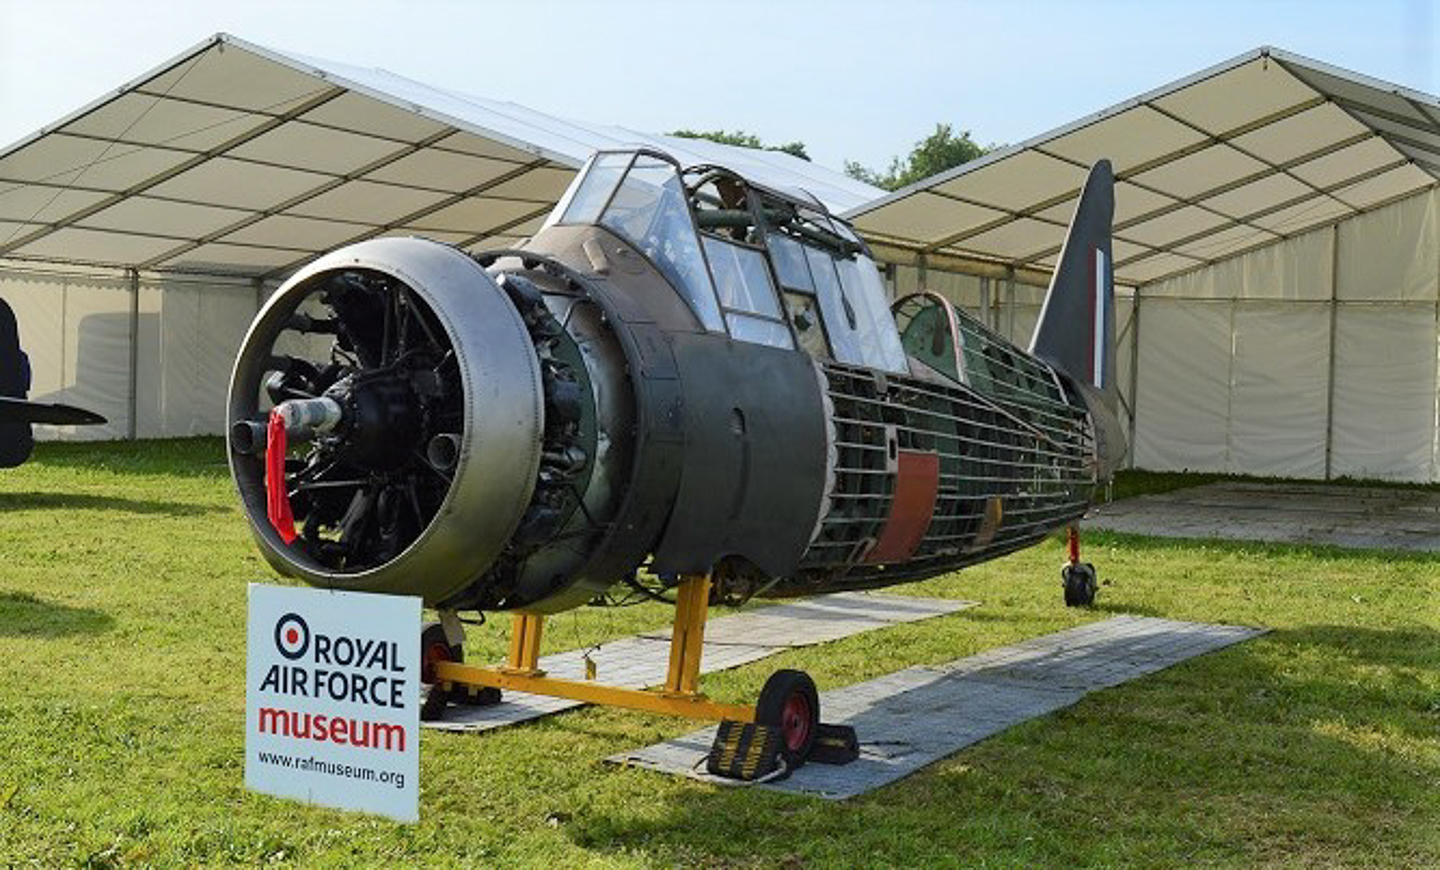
[845,124,990,191]
[668,129,811,161]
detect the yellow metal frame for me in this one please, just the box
[433,574,756,723]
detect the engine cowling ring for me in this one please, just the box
[227,237,544,605]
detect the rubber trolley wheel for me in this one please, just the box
[755,669,820,768]
[1062,562,1099,608]
[420,621,463,721]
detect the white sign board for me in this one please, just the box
[245,584,421,822]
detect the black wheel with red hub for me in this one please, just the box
[756,669,820,768]
[420,621,462,721]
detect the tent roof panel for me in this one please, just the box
[846,47,1440,285]
[296,90,451,143]
[285,179,451,224]
[1289,136,1401,187]
[1231,101,1369,164]
[1198,172,1317,219]
[0,187,111,225]
[0,134,173,188]
[1111,239,1151,264]
[1332,163,1434,209]
[480,166,576,202]
[146,156,331,210]
[435,130,541,164]
[407,196,544,234]
[1281,61,1435,126]
[21,227,189,265]
[1128,143,1271,200]
[1042,105,1206,174]
[1173,223,1279,260]
[389,227,473,245]
[1249,194,1355,233]
[1119,251,1205,283]
[159,241,309,274]
[362,149,520,191]
[227,122,410,175]
[219,214,374,250]
[0,33,877,276]
[933,150,1086,210]
[60,93,266,151]
[1117,205,1231,248]
[952,217,1063,260]
[76,197,251,239]
[849,192,1004,246]
[1150,56,1315,134]
[140,43,328,114]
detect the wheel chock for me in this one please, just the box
[705,719,787,782]
[451,684,502,707]
[809,722,860,765]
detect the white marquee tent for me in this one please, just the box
[3,36,1438,483]
[847,47,1440,483]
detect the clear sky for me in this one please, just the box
[1,0,1435,174]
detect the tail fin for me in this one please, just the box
[1028,160,1116,411]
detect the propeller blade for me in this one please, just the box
[0,397,107,426]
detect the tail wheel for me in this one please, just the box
[756,669,820,767]
[1062,562,1098,607]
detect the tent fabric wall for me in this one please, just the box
[137,278,260,437]
[1134,300,1232,471]
[0,261,259,442]
[0,266,131,440]
[1133,188,1440,483]
[1228,304,1330,477]
[59,277,133,440]
[1330,306,1438,480]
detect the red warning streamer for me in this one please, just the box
[265,407,297,544]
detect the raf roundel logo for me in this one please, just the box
[274,612,310,660]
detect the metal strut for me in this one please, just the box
[433,574,756,722]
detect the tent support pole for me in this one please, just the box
[127,267,139,441]
[1323,225,1340,480]
[1128,289,1141,468]
[1005,267,1015,338]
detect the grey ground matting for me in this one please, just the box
[1086,482,1440,552]
[424,592,974,732]
[609,615,1266,799]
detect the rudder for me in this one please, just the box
[1028,160,1116,411]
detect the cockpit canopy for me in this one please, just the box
[544,149,909,374]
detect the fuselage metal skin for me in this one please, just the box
[227,149,1122,614]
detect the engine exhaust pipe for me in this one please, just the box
[427,432,460,472]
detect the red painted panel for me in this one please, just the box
[865,450,940,564]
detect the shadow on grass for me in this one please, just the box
[0,491,225,517]
[0,591,114,637]
[560,622,1439,865]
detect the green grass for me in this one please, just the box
[1109,468,1440,501]
[1,438,1436,867]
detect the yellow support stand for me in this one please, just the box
[433,574,756,723]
